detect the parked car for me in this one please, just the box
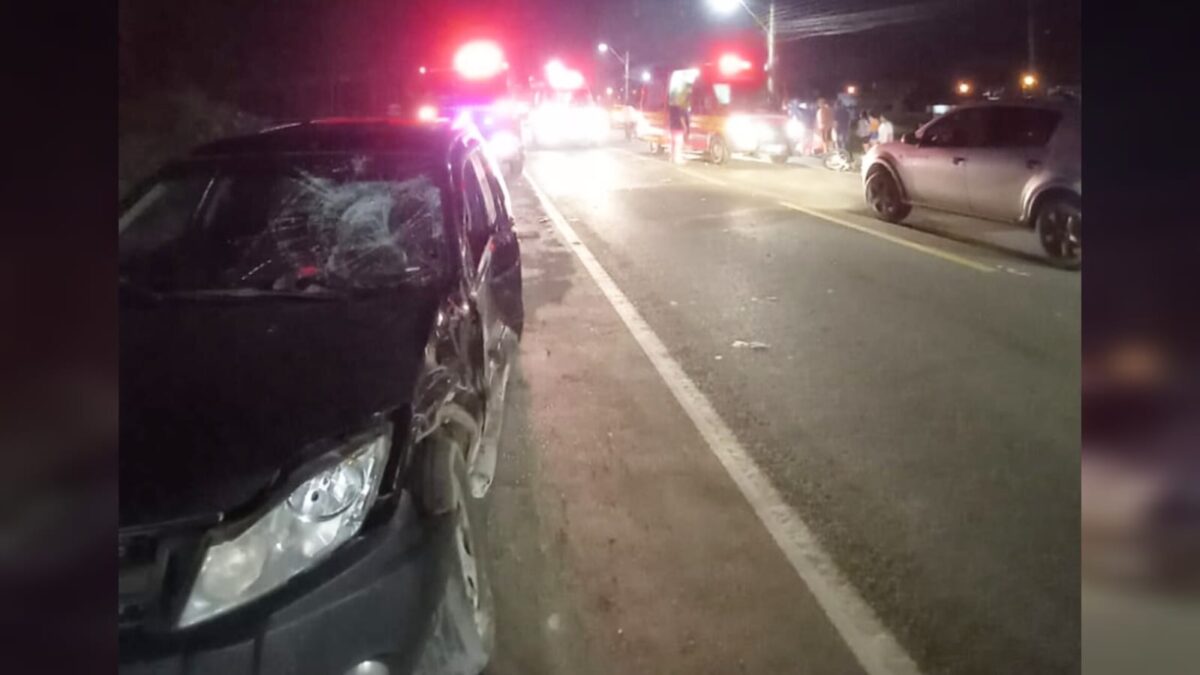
[118,118,524,675]
[860,100,1081,268]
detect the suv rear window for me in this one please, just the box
[990,107,1062,148]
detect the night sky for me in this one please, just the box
[121,0,1079,103]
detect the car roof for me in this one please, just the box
[190,118,478,160]
[952,98,1080,116]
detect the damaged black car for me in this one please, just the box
[119,119,523,675]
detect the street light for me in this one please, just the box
[957,81,972,95]
[641,70,651,83]
[597,41,631,105]
[846,85,857,95]
[708,0,742,12]
[1022,73,1038,88]
[706,0,777,101]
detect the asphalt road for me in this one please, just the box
[485,139,1080,675]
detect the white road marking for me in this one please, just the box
[618,147,995,274]
[523,170,924,675]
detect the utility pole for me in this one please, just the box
[767,2,776,100]
[624,54,630,106]
[1027,0,1036,73]
[598,43,632,106]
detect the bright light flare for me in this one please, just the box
[641,70,651,83]
[957,81,972,95]
[708,0,742,14]
[546,60,585,90]
[488,130,521,160]
[418,66,427,75]
[454,40,505,80]
[597,43,609,53]
[718,53,752,76]
[846,85,858,95]
[786,118,806,141]
[726,114,759,151]
[1022,73,1037,88]
[606,86,614,96]
[417,105,437,122]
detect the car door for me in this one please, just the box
[965,106,1062,221]
[475,152,524,339]
[899,109,978,214]
[461,151,522,368]
[459,149,523,494]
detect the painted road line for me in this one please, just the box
[636,154,995,274]
[524,170,925,675]
[777,200,997,273]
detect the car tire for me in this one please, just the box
[412,431,495,675]
[864,169,911,223]
[1035,194,1081,270]
[709,135,730,165]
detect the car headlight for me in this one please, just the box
[179,427,392,627]
[786,118,806,141]
[726,115,759,151]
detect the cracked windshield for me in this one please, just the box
[118,1,1093,674]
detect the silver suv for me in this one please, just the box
[861,100,1081,268]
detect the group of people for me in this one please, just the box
[788,97,894,158]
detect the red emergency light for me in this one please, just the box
[454,40,505,80]
[718,53,752,77]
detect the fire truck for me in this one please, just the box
[636,54,800,165]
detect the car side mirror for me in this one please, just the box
[901,132,918,146]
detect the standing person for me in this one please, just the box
[867,110,881,150]
[877,111,895,145]
[833,100,851,152]
[815,98,833,154]
[856,111,871,151]
[667,79,692,164]
[794,102,816,155]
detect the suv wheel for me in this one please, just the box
[865,170,912,223]
[1035,195,1081,269]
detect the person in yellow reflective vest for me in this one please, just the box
[668,80,692,164]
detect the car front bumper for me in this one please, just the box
[120,496,455,675]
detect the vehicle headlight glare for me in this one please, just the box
[488,130,520,159]
[786,118,806,141]
[179,429,391,627]
[726,115,758,151]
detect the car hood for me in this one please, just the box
[119,290,439,527]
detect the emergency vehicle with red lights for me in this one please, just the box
[527,60,609,148]
[636,53,800,165]
[409,40,528,177]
